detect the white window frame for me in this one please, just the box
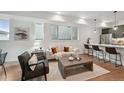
[0,18,10,40]
[50,24,79,40]
[34,23,44,40]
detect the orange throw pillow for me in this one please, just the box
[51,47,57,54]
[64,47,69,52]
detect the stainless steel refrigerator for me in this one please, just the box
[100,34,112,44]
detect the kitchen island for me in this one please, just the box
[84,43,124,66]
[88,43,124,49]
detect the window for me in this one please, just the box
[72,27,78,40]
[0,19,9,40]
[50,24,58,40]
[50,24,78,40]
[35,23,44,40]
[58,26,72,40]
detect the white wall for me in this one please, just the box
[0,15,101,62]
[43,23,100,53]
[0,19,36,61]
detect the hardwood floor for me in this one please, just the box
[87,54,124,81]
[0,54,124,81]
[0,61,21,81]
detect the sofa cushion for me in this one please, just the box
[28,54,38,70]
[64,47,69,52]
[53,51,75,59]
[51,47,58,54]
[46,45,79,60]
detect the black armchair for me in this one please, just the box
[0,49,2,56]
[18,51,49,81]
[0,49,2,54]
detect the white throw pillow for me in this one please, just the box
[69,46,73,52]
[28,54,38,71]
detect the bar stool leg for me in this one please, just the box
[109,54,110,62]
[95,51,97,57]
[115,54,118,67]
[96,51,98,57]
[115,54,123,67]
[104,53,110,63]
[119,53,122,66]
[92,49,93,56]
[104,53,106,63]
[92,50,93,56]
[88,49,89,56]
[98,51,104,62]
[85,49,88,55]
[97,51,99,59]
[98,51,99,58]
[96,51,98,58]
[102,51,104,61]
[98,51,100,61]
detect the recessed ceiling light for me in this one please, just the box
[80,17,86,19]
[56,12,61,15]
[101,21,110,27]
[51,15,65,22]
[93,30,97,33]
[101,22,107,27]
[77,19,87,24]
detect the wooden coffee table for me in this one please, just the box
[58,56,93,79]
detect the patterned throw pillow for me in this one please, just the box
[28,54,38,71]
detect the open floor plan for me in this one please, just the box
[0,11,124,81]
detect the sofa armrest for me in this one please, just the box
[46,49,53,55]
[72,48,79,53]
[45,49,55,60]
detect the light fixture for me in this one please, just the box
[80,17,86,19]
[56,11,61,15]
[94,19,97,33]
[77,19,87,24]
[51,15,65,22]
[113,11,118,30]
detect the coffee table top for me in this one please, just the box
[58,56,93,67]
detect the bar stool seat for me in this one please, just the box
[105,47,122,67]
[92,45,104,61]
[84,44,93,56]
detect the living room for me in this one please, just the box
[1,0,124,92]
[1,11,124,81]
[0,11,100,62]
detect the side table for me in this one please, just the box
[31,50,46,60]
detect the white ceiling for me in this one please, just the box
[0,11,124,27]
[49,11,124,22]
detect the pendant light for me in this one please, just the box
[94,19,97,33]
[113,11,118,30]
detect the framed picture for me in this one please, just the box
[14,27,30,40]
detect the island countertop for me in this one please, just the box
[86,43,124,49]
[84,43,124,66]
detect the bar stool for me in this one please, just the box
[92,45,104,61]
[105,47,122,67]
[84,44,93,56]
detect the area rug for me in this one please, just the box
[47,61,110,81]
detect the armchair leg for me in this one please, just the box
[42,62,47,81]
[21,77,25,81]
[44,74,47,81]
